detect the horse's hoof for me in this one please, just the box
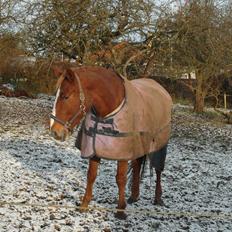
[127,196,139,204]
[115,211,127,220]
[79,207,89,213]
[79,203,89,213]
[154,198,164,206]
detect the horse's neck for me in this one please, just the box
[83,72,125,118]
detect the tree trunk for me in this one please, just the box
[194,89,205,112]
[194,71,206,113]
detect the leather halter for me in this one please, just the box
[50,73,86,132]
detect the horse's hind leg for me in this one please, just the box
[80,157,100,210]
[115,160,128,219]
[127,156,144,204]
[154,169,164,205]
[149,145,167,206]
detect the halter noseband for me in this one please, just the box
[50,73,86,132]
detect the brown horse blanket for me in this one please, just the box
[78,78,172,160]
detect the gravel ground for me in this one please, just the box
[0,95,232,232]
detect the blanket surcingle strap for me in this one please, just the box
[76,78,172,161]
[84,115,171,139]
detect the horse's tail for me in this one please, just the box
[140,155,147,180]
[127,144,168,187]
[127,155,147,187]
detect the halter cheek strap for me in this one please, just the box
[50,73,86,131]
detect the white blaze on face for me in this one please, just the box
[50,88,60,129]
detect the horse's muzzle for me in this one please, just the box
[50,129,67,142]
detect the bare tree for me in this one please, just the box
[0,0,28,84]
[24,0,155,75]
[146,0,232,112]
[0,0,27,32]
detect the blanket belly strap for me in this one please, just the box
[84,125,147,137]
[84,121,171,138]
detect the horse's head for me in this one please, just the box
[50,67,87,141]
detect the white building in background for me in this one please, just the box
[180,71,196,80]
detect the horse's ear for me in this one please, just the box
[65,68,76,82]
[52,65,65,78]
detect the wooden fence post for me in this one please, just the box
[224,93,227,109]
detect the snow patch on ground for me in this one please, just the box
[0,96,232,231]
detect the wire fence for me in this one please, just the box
[0,200,232,221]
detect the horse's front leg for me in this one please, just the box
[80,157,100,210]
[115,160,128,219]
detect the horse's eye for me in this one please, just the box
[60,93,69,100]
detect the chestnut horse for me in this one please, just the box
[50,66,172,219]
